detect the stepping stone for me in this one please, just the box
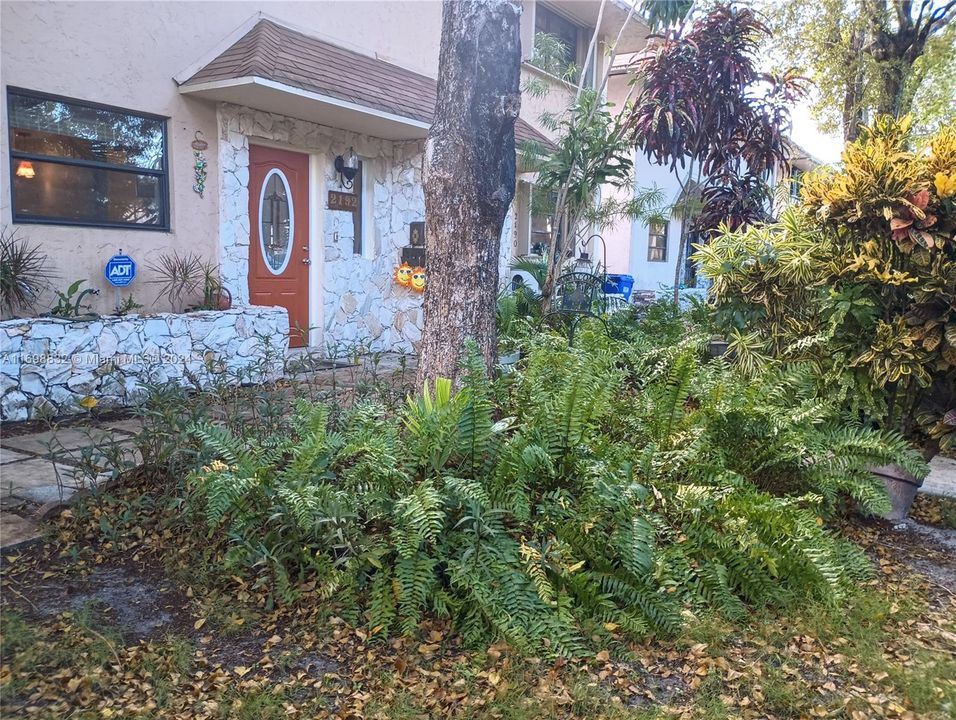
[921,456,956,500]
[101,418,145,436]
[0,447,32,465]
[0,512,42,550]
[1,458,84,505]
[2,427,98,456]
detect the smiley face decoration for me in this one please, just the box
[410,266,426,293]
[394,262,425,293]
[394,262,413,287]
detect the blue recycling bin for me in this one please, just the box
[603,274,634,301]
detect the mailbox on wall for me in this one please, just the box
[402,221,426,266]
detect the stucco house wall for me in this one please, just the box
[2,0,636,355]
[0,0,448,316]
[626,153,690,292]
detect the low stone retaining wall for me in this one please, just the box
[0,306,288,422]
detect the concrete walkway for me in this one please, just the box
[0,352,416,550]
[923,456,956,499]
[1,417,144,548]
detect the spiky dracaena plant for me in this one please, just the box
[0,228,51,318]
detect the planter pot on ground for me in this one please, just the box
[499,350,521,374]
[870,463,923,520]
[708,338,729,358]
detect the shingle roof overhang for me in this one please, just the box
[178,18,553,147]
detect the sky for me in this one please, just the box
[789,102,845,165]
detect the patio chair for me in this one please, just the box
[541,271,611,344]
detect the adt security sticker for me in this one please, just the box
[105,254,136,287]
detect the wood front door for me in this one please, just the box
[248,145,311,347]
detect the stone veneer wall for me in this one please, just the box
[0,306,288,422]
[218,104,516,355]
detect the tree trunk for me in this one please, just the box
[538,202,570,316]
[842,29,866,142]
[417,0,521,387]
[876,60,908,117]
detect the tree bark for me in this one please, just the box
[417,0,521,387]
[842,28,867,142]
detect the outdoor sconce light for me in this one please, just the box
[16,161,35,179]
[334,147,359,189]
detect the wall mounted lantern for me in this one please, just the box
[16,161,35,179]
[334,147,359,189]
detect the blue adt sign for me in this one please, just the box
[105,254,136,287]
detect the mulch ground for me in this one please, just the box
[1,489,954,720]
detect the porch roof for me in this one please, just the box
[177,17,553,146]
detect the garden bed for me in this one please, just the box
[0,306,288,422]
[0,497,953,719]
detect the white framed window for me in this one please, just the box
[648,221,668,262]
[332,155,374,258]
[258,168,294,274]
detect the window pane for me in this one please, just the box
[13,160,164,226]
[260,171,293,272]
[648,222,667,261]
[535,6,578,65]
[9,92,164,170]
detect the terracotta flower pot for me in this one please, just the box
[216,287,233,311]
[870,463,923,520]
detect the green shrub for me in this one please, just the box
[696,117,956,452]
[181,333,922,656]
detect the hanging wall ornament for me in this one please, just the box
[394,262,413,287]
[191,130,209,198]
[410,266,426,293]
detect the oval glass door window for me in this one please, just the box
[258,169,295,275]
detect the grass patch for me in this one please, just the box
[0,610,36,658]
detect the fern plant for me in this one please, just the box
[181,331,924,655]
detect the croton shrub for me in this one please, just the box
[697,116,956,453]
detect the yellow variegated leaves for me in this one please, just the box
[935,172,956,199]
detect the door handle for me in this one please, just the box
[302,258,312,265]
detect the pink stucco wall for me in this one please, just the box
[0,0,614,314]
[0,1,450,313]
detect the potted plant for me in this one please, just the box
[202,264,232,311]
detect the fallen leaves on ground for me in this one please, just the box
[1,490,954,719]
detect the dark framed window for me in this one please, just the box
[533,4,593,85]
[648,221,668,262]
[535,5,579,69]
[7,87,169,230]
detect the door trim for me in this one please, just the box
[308,153,325,349]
